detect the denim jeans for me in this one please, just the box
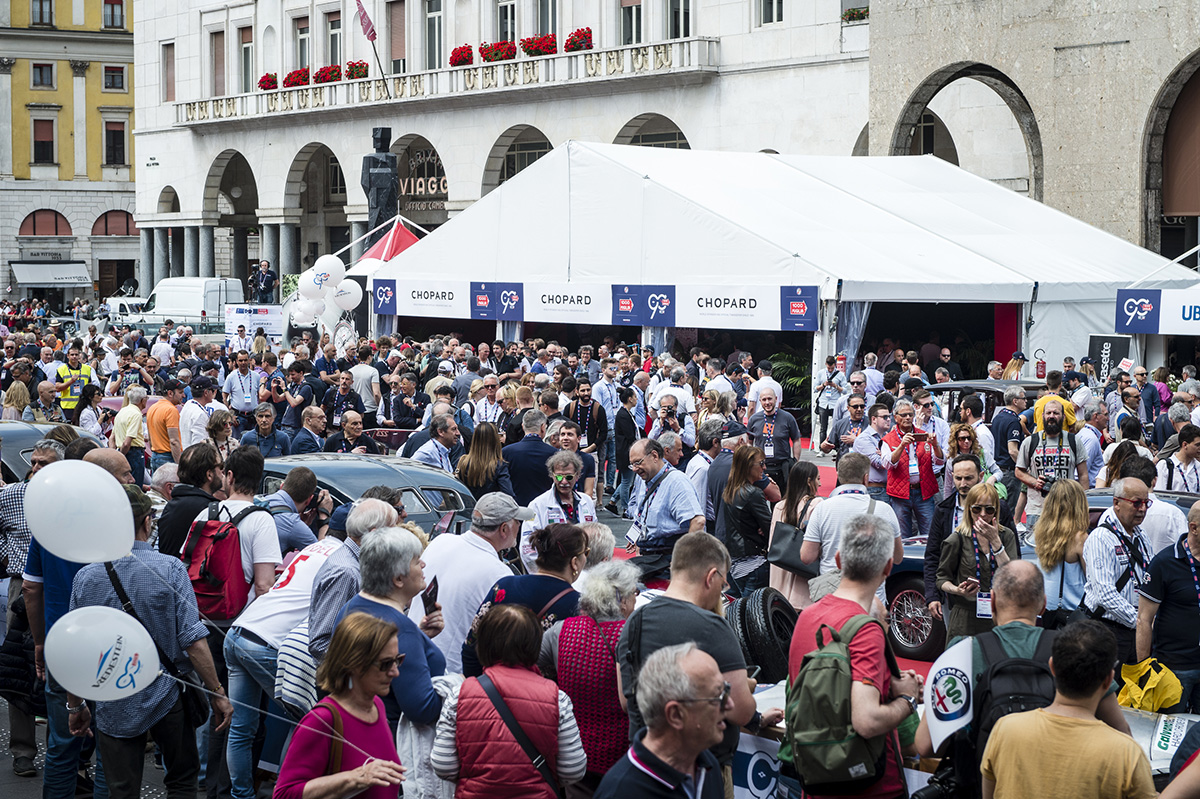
[891,485,935,539]
[1166,667,1200,714]
[615,467,634,515]
[149,452,174,476]
[728,561,770,598]
[866,485,891,506]
[602,438,617,487]
[45,673,107,799]
[224,628,280,799]
[125,449,145,488]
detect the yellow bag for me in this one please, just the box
[1119,658,1183,711]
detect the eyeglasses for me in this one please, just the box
[1115,496,1153,511]
[375,655,403,672]
[553,473,577,482]
[971,504,997,516]
[756,460,767,468]
[849,403,865,410]
[875,413,892,420]
[680,681,732,710]
[956,435,973,442]
[918,401,933,408]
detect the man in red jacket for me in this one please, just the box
[881,398,942,539]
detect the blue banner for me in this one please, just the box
[372,279,397,315]
[1115,289,1161,334]
[642,284,676,327]
[470,282,496,320]
[611,284,641,326]
[780,285,819,331]
[496,283,523,321]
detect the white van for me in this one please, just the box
[103,296,145,318]
[127,278,244,333]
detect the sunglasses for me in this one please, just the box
[849,403,865,409]
[553,473,577,482]
[849,380,865,385]
[680,681,732,710]
[1115,496,1153,511]
[956,436,973,442]
[971,504,997,516]
[918,402,933,408]
[375,655,404,672]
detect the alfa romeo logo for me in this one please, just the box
[930,667,970,721]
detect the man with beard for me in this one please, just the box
[1015,399,1087,532]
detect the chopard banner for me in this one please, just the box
[392,279,470,319]
[522,282,611,324]
[674,284,778,330]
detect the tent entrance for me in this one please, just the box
[857,302,1016,380]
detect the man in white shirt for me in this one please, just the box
[702,359,735,395]
[1157,424,1200,494]
[747,360,784,419]
[348,345,382,427]
[649,366,697,416]
[408,493,534,672]
[151,328,175,366]
[180,376,221,448]
[230,324,254,355]
[1100,455,1187,557]
[686,420,724,505]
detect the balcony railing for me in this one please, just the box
[175,37,719,126]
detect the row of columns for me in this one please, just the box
[137,223,304,295]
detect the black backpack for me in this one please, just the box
[948,629,1058,797]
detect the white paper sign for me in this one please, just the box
[923,637,974,752]
[225,305,284,345]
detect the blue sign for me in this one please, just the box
[373,279,397,315]
[642,284,675,327]
[780,285,819,331]
[1115,289,1161,334]
[611,285,641,326]
[496,283,523,321]
[470,282,496,320]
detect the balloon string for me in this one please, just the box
[154,671,380,765]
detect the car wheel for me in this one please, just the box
[726,598,753,668]
[743,588,798,685]
[887,575,945,661]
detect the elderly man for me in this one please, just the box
[180,376,221,449]
[595,643,725,799]
[239,403,291,458]
[414,412,459,474]
[291,405,327,454]
[627,439,706,577]
[521,450,598,572]
[23,380,66,423]
[322,409,380,454]
[113,385,149,486]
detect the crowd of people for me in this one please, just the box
[6,311,1200,799]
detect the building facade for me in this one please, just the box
[1,0,138,305]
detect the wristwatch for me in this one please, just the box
[899,694,919,715]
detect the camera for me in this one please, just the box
[910,760,963,799]
[1040,476,1057,495]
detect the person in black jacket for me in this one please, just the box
[156,442,224,557]
[923,454,1016,622]
[610,387,642,515]
[722,446,774,597]
[502,409,558,506]
[389,373,430,430]
[504,385,536,446]
[454,423,514,499]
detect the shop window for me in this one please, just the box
[19,210,71,236]
[91,210,138,236]
[33,119,55,163]
[32,63,54,88]
[103,65,125,90]
[102,0,124,28]
[104,121,126,166]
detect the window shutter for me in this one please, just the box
[163,43,176,101]
[213,31,226,96]
[34,120,53,141]
[327,10,340,22]
[240,26,253,44]
[389,1,406,59]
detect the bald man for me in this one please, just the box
[84,448,135,485]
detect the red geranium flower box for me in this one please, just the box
[282,67,309,88]
[258,72,278,90]
[449,44,474,66]
[564,27,593,52]
[520,33,557,56]
[480,40,517,62]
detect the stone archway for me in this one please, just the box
[284,142,349,269]
[157,186,180,213]
[613,113,690,148]
[1143,47,1200,257]
[888,62,1043,201]
[391,133,448,231]
[202,150,262,282]
[481,125,552,196]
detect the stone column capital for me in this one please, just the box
[69,60,90,77]
[0,58,15,75]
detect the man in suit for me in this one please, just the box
[923,454,1016,623]
[401,401,466,468]
[291,406,327,454]
[502,409,557,506]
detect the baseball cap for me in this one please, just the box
[198,360,219,372]
[1011,351,1027,361]
[720,420,748,438]
[472,493,535,527]
[438,360,455,373]
[1080,357,1095,366]
[757,359,774,373]
[388,349,403,359]
[190,375,217,392]
[163,378,185,393]
[327,504,351,534]
[124,484,153,520]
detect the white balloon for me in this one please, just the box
[46,606,161,700]
[27,460,133,562]
[313,254,346,287]
[291,312,314,327]
[298,299,326,317]
[332,279,364,311]
[298,269,329,300]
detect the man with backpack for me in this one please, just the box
[260,467,332,554]
[184,446,282,798]
[914,561,1130,794]
[782,513,922,798]
[980,621,1156,799]
[1014,400,1087,532]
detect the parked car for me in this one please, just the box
[0,420,104,483]
[925,379,1045,422]
[258,453,476,536]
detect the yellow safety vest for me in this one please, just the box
[56,363,92,410]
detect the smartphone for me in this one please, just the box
[421,576,439,615]
[912,430,929,441]
[964,577,980,591]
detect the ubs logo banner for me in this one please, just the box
[373,279,397,315]
[1114,289,1161,334]
[780,286,819,331]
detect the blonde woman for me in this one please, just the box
[206,408,239,465]
[1001,353,1026,380]
[936,482,1020,640]
[2,380,30,421]
[1033,480,1090,627]
[697,389,723,427]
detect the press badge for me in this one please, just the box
[976,592,993,619]
[763,438,775,458]
[626,520,643,547]
[333,414,341,426]
[580,432,588,447]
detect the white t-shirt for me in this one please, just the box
[192,499,284,606]
[520,489,598,573]
[407,530,511,674]
[349,363,380,412]
[151,341,175,365]
[649,382,696,414]
[179,399,214,448]
[233,538,342,647]
[748,376,784,409]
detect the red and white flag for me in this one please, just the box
[355,0,377,41]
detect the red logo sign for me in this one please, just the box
[475,294,490,308]
[618,298,634,313]
[790,301,808,316]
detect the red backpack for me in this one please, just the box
[181,502,270,620]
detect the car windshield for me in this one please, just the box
[141,294,156,312]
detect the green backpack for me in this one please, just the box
[780,614,899,795]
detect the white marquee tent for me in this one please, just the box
[372,140,1199,370]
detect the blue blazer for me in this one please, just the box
[291,427,324,455]
[502,435,559,506]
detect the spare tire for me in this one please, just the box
[743,587,799,685]
[726,598,754,668]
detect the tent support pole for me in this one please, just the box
[1125,243,1200,288]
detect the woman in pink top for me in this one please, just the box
[274,613,407,799]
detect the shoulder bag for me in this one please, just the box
[104,562,210,728]
[477,673,563,798]
[766,496,818,578]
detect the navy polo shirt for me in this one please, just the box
[1139,535,1200,671]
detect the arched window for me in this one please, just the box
[92,210,138,235]
[18,209,72,236]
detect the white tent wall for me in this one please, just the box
[1025,299,1141,377]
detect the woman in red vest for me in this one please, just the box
[432,604,588,798]
[883,398,943,539]
[539,560,641,797]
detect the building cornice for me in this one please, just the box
[0,27,133,62]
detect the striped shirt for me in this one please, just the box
[1081,518,1150,627]
[430,682,588,783]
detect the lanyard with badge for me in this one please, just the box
[763,415,776,458]
[64,366,84,397]
[190,399,214,418]
[972,534,998,619]
[236,371,253,409]
[575,401,592,447]
[332,392,350,427]
[1175,458,1197,493]
[632,466,671,545]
